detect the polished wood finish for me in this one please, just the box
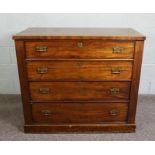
[25,40,134,59]
[24,124,136,133]
[32,103,128,123]
[13,28,145,40]
[15,41,33,124]
[30,82,130,101]
[128,41,144,123]
[13,28,145,133]
[27,60,133,81]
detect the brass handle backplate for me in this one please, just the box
[77,42,83,47]
[36,67,48,74]
[39,88,50,94]
[113,47,124,53]
[111,67,121,74]
[109,109,119,116]
[36,46,47,52]
[41,110,52,116]
[109,88,120,95]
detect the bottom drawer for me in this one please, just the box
[32,103,128,124]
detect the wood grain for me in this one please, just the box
[24,124,136,133]
[29,82,130,101]
[15,41,33,124]
[26,40,134,59]
[32,102,128,123]
[27,60,133,81]
[13,28,145,133]
[13,28,145,40]
[128,41,144,123]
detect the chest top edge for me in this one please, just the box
[12,28,146,41]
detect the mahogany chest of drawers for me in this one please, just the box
[13,28,145,133]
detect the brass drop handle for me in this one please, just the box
[39,88,50,94]
[77,42,83,47]
[113,47,124,53]
[109,88,120,94]
[36,46,47,52]
[36,67,48,74]
[109,109,119,116]
[111,67,121,74]
[41,110,52,116]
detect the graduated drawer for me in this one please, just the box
[29,82,130,101]
[32,102,128,123]
[27,60,133,81]
[25,40,134,59]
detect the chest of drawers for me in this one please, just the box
[13,28,145,133]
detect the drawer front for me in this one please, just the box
[25,40,134,59]
[27,60,133,81]
[32,102,128,123]
[30,82,130,101]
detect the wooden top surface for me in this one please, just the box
[13,28,145,40]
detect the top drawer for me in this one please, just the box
[25,40,134,59]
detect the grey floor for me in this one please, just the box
[0,94,155,141]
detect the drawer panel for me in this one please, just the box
[25,40,134,59]
[30,82,130,101]
[32,102,128,123]
[27,60,133,81]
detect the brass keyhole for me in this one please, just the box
[77,42,83,47]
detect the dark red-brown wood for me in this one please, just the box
[27,60,133,81]
[13,28,145,40]
[32,102,128,123]
[29,82,130,101]
[25,40,134,59]
[128,41,144,123]
[15,41,33,124]
[24,124,136,133]
[13,28,145,133]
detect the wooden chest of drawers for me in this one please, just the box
[13,28,145,133]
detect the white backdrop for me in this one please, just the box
[0,13,155,94]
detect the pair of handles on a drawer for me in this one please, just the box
[35,45,124,53]
[38,87,120,94]
[36,67,122,74]
[40,109,120,116]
